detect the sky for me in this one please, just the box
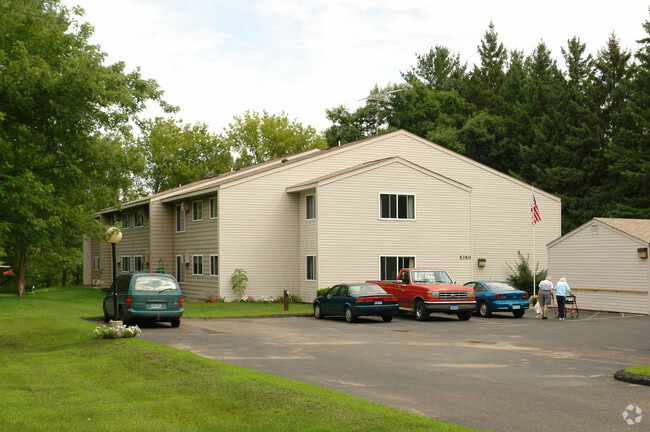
[62,0,649,133]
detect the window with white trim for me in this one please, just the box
[176,204,185,232]
[210,255,219,276]
[134,209,144,227]
[305,194,315,220]
[379,194,415,219]
[209,196,218,219]
[134,255,143,272]
[121,256,131,273]
[122,212,131,229]
[306,255,316,281]
[176,255,184,283]
[193,255,203,276]
[192,200,203,221]
[380,256,415,281]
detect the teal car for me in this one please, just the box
[103,272,184,327]
[313,283,399,323]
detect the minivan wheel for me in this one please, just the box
[103,304,110,323]
[170,319,181,328]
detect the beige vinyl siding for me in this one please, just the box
[220,176,301,301]
[298,190,318,298]
[170,196,219,300]
[115,206,149,273]
[548,221,649,314]
[315,160,471,301]
[149,199,174,278]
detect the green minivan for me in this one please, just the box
[103,272,184,327]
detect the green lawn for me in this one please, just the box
[184,298,313,318]
[626,365,650,377]
[0,286,480,432]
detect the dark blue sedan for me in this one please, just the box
[463,281,529,318]
[313,283,399,323]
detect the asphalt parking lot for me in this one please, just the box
[140,309,649,432]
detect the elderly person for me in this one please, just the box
[537,277,553,319]
[554,277,572,320]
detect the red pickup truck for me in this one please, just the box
[368,268,475,321]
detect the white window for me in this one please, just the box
[193,255,203,276]
[134,209,144,227]
[176,255,185,283]
[380,256,415,281]
[210,255,219,276]
[192,200,203,221]
[175,204,185,232]
[122,212,131,229]
[306,255,316,281]
[209,196,218,219]
[134,255,143,272]
[121,256,131,273]
[305,194,316,220]
[92,256,100,270]
[379,193,415,219]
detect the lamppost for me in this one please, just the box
[106,227,122,322]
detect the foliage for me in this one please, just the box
[0,0,174,296]
[625,365,650,377]
[317,287,331,297]
[326,15,650,233]
[223,110,327,168]
[135,117,233,194]
[505,251,548,295]
[230,268,249,299]
[94,324,141,339]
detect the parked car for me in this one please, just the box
[313,283,399,323]
[463,281,529,318]
[103,272,184,327]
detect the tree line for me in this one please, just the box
[1,0,647,294]
[325,20,649,235]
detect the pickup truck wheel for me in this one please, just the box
[313,303,324,319]
[381,315,393,322]
[344,306,356,323]
[457,311,472,321]
[414,300,429,321]
[478,301,492,317]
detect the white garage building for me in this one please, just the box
[547,218,650,315]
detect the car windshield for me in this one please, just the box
[484,281,517,292]
[348,283,387,296]
[133,275,179,292]
[410,270,452,284]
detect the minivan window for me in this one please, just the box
[133,275,178,292]
[117,275,132,292]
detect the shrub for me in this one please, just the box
[231,268,248,299]
[506,251,547,296]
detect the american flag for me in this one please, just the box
[531,191,541,225]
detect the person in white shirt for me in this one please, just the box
[538,277,553,319]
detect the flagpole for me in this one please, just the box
[532,187,536,297]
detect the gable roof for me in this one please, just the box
[548,218,650,247]
[286,156,471,193]
[103,129,558,213]
[594,218,650,243]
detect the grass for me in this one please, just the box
[625,365,650,377]
[0,286,480,432]
[184,299,313,318]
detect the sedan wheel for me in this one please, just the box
[313,303,324,319]
[478,301,492,317]
[344,306,356,323]
[414,300,429,321]
[512,309,525,318]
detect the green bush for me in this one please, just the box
[506,251,547,296]
[316,287,330,297]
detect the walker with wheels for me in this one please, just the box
[555,294,578,319]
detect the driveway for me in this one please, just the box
[140,310,650,432]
